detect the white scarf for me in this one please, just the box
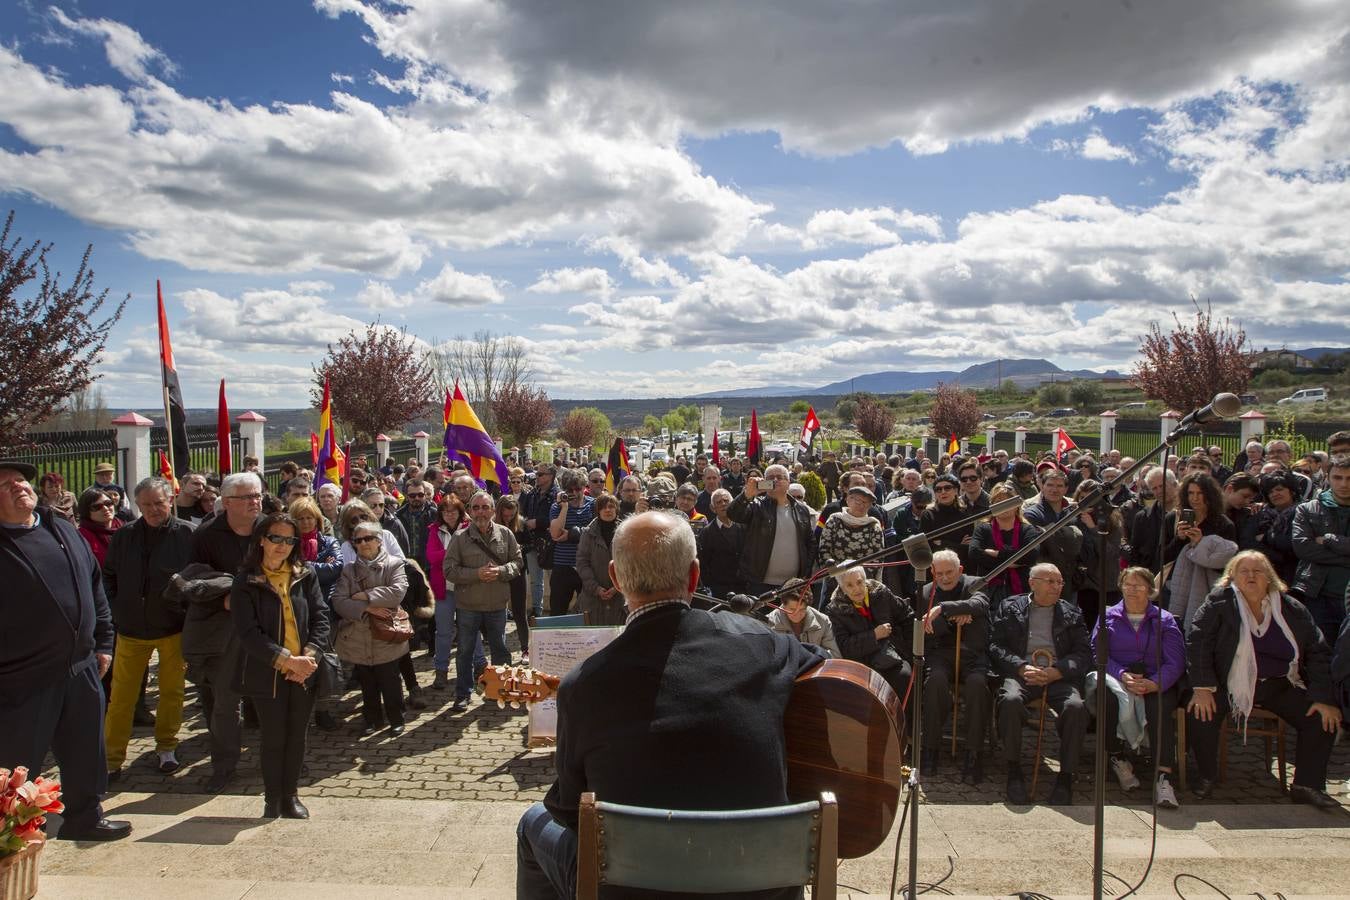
[833,510,878,528]
[1227,586,1302,734]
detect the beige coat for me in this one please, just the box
[333,550,409,666]
[444,522,523,612]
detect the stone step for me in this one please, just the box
[37,793,1350,897]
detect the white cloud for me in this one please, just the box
[802,207,943,250]
[49,8,176,83]
[1081,130,1138,163]
[356,280,411,310]
[414,264,505,306]
[288,279,334,293]
[528,267,614,298]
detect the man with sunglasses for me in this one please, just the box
[186,471,264,794]
[396,479,438,570]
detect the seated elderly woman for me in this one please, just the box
[1186,550,1341,809]
[766,577,840,658]
[1087,567,1185,809]
[825,564,914,699]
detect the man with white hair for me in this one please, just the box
[728,464,817,595]
[187,471,263,794]
[516,511,825,899]
[989,562,1092,805]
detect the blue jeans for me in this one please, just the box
[525,549,547,616]
[434,592,484,675]
[455,608,510,700]
[517,801,576,899]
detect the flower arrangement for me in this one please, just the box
[0,768,62,856]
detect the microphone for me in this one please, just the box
[727,593,758,615]
[902,533,933,571]
[826,558,858,577]
[1176,393,1242,429]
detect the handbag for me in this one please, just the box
[314,648,344,696]
[370,607,415,643]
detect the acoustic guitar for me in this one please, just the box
[479,657,903,859]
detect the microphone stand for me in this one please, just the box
[967,398,1234,900]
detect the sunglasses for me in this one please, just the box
[91,501,115,510]
[352,535,381,545]
[959,475,980,483]
[935,484,956,492]
[264,534,299,546]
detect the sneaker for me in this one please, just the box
[157,751,180,774]
[1155,774,1179,809]
[1111,756,1141,791]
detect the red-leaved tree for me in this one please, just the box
[929,382,982,443]
[312,324,433,442]
[1133,300,1250,413]
[854,399,896,446]
[556,408,599,450]
[494,382,554,448]
[0,212,127,446]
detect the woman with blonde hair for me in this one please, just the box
[1185,550,1340,808]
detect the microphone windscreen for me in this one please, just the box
[902,533,933,570]
[727,594,757,614]
[1212,392,1242,418]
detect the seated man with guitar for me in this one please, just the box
[516,510,827,899]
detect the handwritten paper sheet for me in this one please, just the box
[527,625,623,746]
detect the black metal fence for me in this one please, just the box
[0,429,120,493]
[151,425,243,480]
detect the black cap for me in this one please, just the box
[0,460,38,481]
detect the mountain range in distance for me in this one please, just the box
[695,357,1125,399]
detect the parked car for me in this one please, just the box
[1005,411,1035,420]
[1047,408,1078,418]
[1277,387,1327,405]
[910,417,932,426]
[981,413,997,421]
[650,448,670,463]
[1117,401,1148,411]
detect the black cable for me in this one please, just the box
[887,777,913,898]
[1173,872,1233,900]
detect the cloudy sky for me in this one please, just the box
[2,0,1348,408]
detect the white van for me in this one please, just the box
[1277,387,1328,405]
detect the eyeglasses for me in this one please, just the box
[934,484,956,492]
[227,493,262,502]
[352,535,380,545]
[91,501,115,510]
[264,534,299,546]
[470,504,494,511]
[959,475,980,483]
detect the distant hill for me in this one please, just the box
[697,357,1124,399]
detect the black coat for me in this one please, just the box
[1127,502,1172,572]
[921,501,972,567]
[1186,587,1334,705]
[544,604,823,836]
[917,575,991,673]
[103,517,196,639]
[988,593,1092,685]
[230,565,331,699]
[0,513,113,706]
[696,519,747,592]
[825,579,915,667]
[726,493,817,586]
[185,513,258,661]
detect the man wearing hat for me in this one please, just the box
[0,460,131,841]
[90,461,130,514]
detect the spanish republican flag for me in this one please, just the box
[947,434,960,456]
[314,377,346,490]
[444,382,510,489]
[604,438,631,493]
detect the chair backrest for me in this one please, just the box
[577,791,836,898]
[534,613,585,627]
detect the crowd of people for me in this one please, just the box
[2,426,1349,842]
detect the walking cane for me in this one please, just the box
[1029,648,1056,799]
[950,620,962,756]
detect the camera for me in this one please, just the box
[1179,509,1196,525]
[645,495,670,509]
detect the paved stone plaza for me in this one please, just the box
[36,638,1350,896]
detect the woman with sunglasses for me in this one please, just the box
[230,513,329,819]
[77,488,123,568]
[333,520,410,737]
[361,486,410,557]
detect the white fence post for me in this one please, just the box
[112,412,152,514]
[1160,411,1180,443]
[375,433,391,468]
[1099,410,1117,453]
[1239,411,1266,450]
[236,412,266,472]
[413,432,430,468]
[1014,427,1027,454]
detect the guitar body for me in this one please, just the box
[784,658,903,859]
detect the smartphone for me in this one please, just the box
[1179,509,1196,525]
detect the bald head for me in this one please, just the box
[609,511,699,610]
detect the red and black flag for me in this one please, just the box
[747,409,763,465]
[157,281,190,480]
[605,438,631,492]
[798,405,821,454]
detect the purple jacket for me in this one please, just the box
[1090,602,1186,692]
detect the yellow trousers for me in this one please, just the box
[104,632,185,769]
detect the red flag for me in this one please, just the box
[310,432,320,466]
[747,409,762,464]
[798,406,821,453]
[216,379,232,476]
[712,428,721,466]
[157,450,179,493]
[341,440,354,502]
[1054,428,1078,460]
